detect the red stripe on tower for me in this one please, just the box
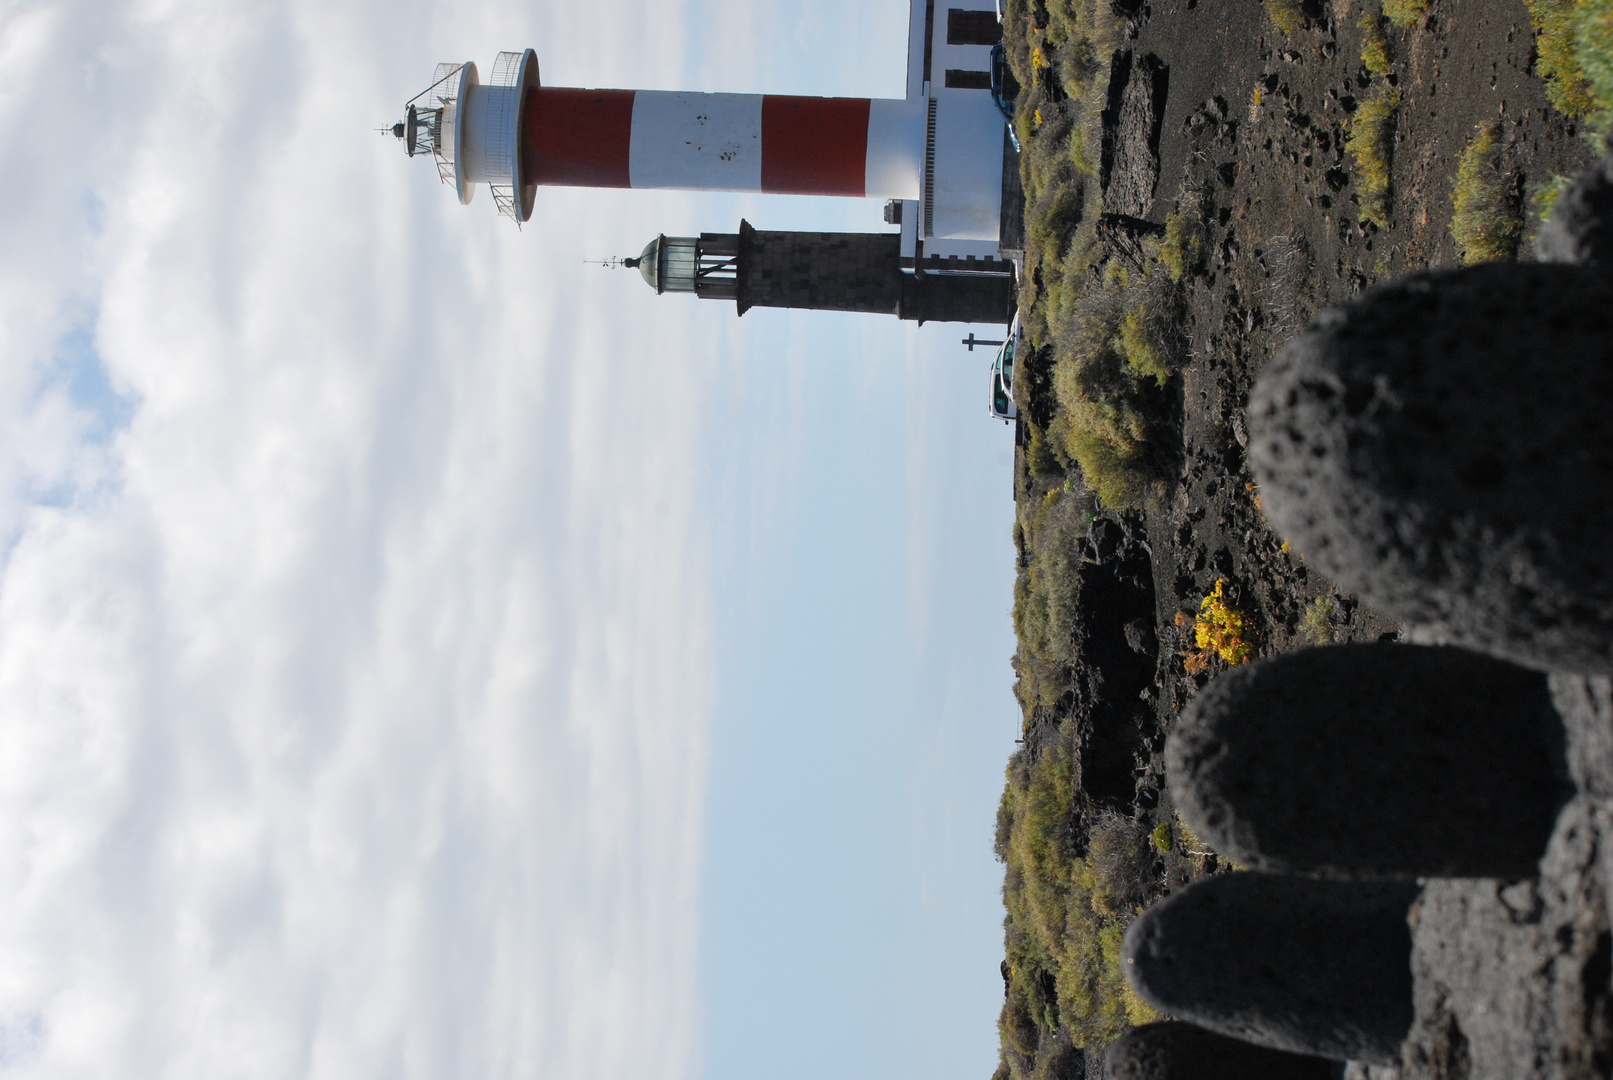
[522,87,636,188]
[759,97,871,196]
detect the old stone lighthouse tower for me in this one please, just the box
[392,1,1018,324]
[622,224,1013,325]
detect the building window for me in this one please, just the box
[944,69,992,90]
[946,9,1002,46]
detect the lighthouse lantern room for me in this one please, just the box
[394,50,540,221]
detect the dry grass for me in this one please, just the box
[1257,231,1314,342]
[1086,812,1155,917]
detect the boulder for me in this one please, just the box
[1167,643,1571,878]
[1246,263,1613,674]
[1104,1020,1337,1080]
[1122,873,1419,1064]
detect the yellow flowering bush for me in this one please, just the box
[1193,579,1253,665]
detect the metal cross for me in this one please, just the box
[961,333,1005,351]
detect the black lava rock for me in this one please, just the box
[1122,874,1419,1064]
[1537,151,1613,269]
[1167,643,1571,878]
[1247,263,1613,674]
[1104,1021,1337,1080]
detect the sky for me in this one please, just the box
[0,2,1019,1078]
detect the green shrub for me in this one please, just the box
[1005,1,1185,514]
[1055,884,1161,1039]
[1299,595,1337,646]
[1581,0,1613,123]
[1045,258,1181,508]
[1041,219,1104,333]
[1450,121,1523,264]
[1032,0,1123,178]
[1382,0,1429,28]
[1530,0,1599,117]
[1525,0,1613,127]
[1159,209,1205,282]
[1053,417,1153,509]
[1117,305,1173,385]
[1026,183,1088,270]
[999,4,1182,1070]
[1151,822,1173,854]
[1006,744,1078,939]
[1345,89,1402,226]
[1358,10,1392,77]
[996,745,1161,1057]
[1531,173,1576,222]
[1265,0,1304,35]
[1010,489,1096,706]
[1058,35,1103,102]
[1026,422,1066,480]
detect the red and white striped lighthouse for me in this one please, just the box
[392,0,1015,274]
[395,50,924,224]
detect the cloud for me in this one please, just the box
[0,2,717,1077]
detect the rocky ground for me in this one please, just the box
[1002,0,1603,1074]
[1015,0,1599,877]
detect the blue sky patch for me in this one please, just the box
[51,321,135,445]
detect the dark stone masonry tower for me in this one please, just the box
[625,221,1015,325]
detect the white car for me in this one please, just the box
[989,314,1021,423]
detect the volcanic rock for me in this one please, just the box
[1167,643,1571,878]
[1246,263,1613,674]
[1104,1020,1336,1080]
[1122,873,1419,1064]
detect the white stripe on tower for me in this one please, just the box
[864,99,925,200]
[628,92,764,191]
